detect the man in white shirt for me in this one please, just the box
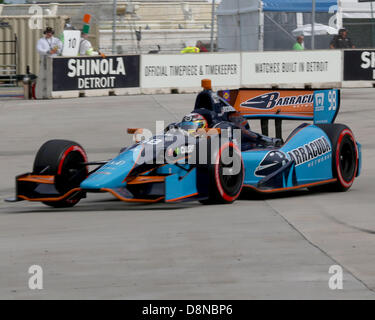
[79,32,98,56]
[37,27,62,56]
[36,27,62,99]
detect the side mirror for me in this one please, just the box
[127,128,145,143]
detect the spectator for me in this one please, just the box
[196,40,208,52]
[330,28,355,49]
[36,27,62,99]
[292,36,304,50]
[181,46,200,53]
[64,18,75,30]
[37,27,62,57]
[59,18,76,43]
[79,32,98,56]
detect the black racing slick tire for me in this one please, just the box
[33,139,88,208]
[199,140,244,204]
[313,124,359,192]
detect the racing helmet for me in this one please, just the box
[179,113,208,134]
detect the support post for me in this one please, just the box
[112,0,117,54]
[210,0,215,52]
[312,0,316,50]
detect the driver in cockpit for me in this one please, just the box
[172,112,281,148]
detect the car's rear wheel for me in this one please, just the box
[199,140,244,204]
[311,124,358,192]
[33,139,88,207]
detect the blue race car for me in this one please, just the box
[6,80,361,207]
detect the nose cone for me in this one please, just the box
[81,145,143,190]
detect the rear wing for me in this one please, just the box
[217,88,340,125]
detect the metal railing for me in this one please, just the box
[0,32,18,87]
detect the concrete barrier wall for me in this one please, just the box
[44,54,140,99]
[140,52,241,93]
[241,50,342,88]
[41,50,375,99]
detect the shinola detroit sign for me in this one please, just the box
[52,55,140,91]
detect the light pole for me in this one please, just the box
[112,0,117,54]
[210,0,215,52]
[371,1,375,47]
[312,0,316,50]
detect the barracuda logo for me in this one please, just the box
[255,151,289,177]
[241,92,314,109]
[287,136,331,166]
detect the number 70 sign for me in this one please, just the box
[62,30,81,57]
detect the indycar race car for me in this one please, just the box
[6,79,361,207]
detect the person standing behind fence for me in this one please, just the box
[79,32,97,56]
[293,36,305,50]
[330,28,355,49]
[181,46,200,53]
[37,27,62,57]
[36,27,62,99]
[196,41,208,53]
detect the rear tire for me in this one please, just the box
[312,124,358,192]
[33,139,88,207]
[198,140,244,204]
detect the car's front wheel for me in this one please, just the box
[33,139,88,207]
[199,140,244,204]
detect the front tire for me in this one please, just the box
[199,140,244,204]
[33,139,88,207]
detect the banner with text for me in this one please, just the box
[241,51,342,86]
[343,50,375,81]
[141,53,241,88]
[52,55,140,91]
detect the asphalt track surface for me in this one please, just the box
[0,89,375,299]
